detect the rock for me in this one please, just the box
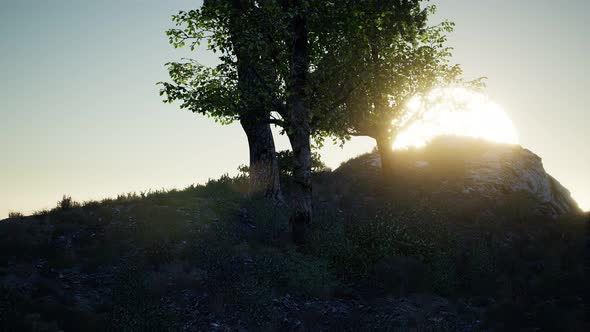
[336,136,582,219]
[460,146,579,217]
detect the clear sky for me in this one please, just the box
[0,0,588,218]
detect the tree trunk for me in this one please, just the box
[287,128,312,245]
[228,1,282,201]
[376,133,394,178]
[287,0,312,244]
[241,119,282,200]
[368,37,395,179]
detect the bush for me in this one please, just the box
[276,150,330,177]
[309,200,451,290]
[7,211,24,219]
[238,150,330,180]
[56,195,80,210]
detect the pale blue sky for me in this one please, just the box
[0,0,588,217]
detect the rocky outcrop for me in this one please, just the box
[336,136,582,218]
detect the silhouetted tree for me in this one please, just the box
[161,0,344,243]
[160,0,450,243]
[316,2,483,178]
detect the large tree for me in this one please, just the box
[160,0,320,243]
[160,0,439,243]
[160,0,283,199]
[280,0,312,244]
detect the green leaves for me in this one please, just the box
[159,0,482,148]
[314,0,481,144]
[158,58,239,124]
[160,2,293,127]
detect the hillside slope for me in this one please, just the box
[0,137,587,331]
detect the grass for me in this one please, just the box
[0,166,587,331]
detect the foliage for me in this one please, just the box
[159,1,284,125]
[7,211,23,219]
[277,150,330,176]
[239,150,330,179]
[315,2,485,148]
[56,195,80,210]
[159,1,469,237]
[159,1,438,140]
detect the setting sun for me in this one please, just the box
[393,88,519,150]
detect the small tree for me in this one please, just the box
[317,3,483,178]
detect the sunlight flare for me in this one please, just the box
[393,88,519,150]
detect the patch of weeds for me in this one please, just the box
[461,241,497,295]
[32,209,51,218]
[241,198,289,245]
[145,240,174,270]
[0,287,29,331]
[110,261,180,331]
[132,205,191,250]
[7,211,24,219]
[496,190,539,221]
[253,246,337,298]
[197,174,249,200]
[0,219,52,262]
[429,250,459,296]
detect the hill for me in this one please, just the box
[0,137,587,331]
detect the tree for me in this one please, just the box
[279,0,312,244]
[326,3,483,178]
[261,0,360,243]
[160,0,439,243]
[159,0,282,199]
[160,0,324,243]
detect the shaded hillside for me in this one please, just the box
[1,139,588,331]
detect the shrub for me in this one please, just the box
[56,195,79,210]
[309,201,450,289]
[238,150,330,180]
[7,211,24,219]
[277,150,331,177]
[32,209,50,218]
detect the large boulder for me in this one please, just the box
[335,136,582,218]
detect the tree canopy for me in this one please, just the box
[159,0,483,242]
[310,2,484,176]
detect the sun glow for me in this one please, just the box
[393,88,519,150]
